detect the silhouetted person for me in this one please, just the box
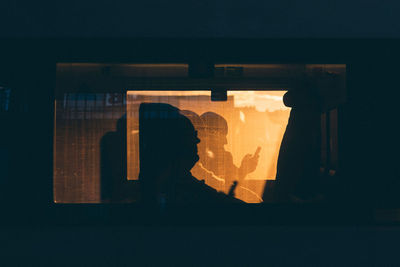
[199,112,260,193]
[100,114,139,202]
[138,103,242,205]
[180,110,226,190]
[266,84,322,202]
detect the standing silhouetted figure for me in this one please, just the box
[266,85,322,202]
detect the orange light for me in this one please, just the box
[127,91,290,203]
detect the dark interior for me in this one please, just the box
[1,38,400,265]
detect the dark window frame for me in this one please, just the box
[2,39,400,226]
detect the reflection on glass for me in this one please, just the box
[54,91,290,203]
[127,91,290,203]
[53,62,346,204]
[54,93,127,203]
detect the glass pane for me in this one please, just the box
[126,91,290,203]
[54,63,345,204]
[54,93,127,203]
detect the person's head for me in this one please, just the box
[177,111,201,171]
[181,110,206,154]
[139,103,200,180]
[200,112,228,147]
[284,73,321,110]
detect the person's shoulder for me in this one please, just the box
[189,176,216,192]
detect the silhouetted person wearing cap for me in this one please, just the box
[138,103,242,205]
[180,110,226,190]
[199,112,260,194]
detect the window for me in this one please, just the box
[53,63,346,204]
